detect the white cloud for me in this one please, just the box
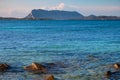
[1,3,120,17]
[68,5,120,11]
[49,3,65,10]
[67,5,120,16]
[39,7,46,9]
[0,7,31,18]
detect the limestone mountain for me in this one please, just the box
[25,9,84,20]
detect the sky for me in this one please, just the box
[0,0,120,17]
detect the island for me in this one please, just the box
[0,9,120,20]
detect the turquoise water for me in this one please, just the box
[0,20,120,80]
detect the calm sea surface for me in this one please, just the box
[0,20,120,80]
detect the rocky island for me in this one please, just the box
[25,9,84,20]
[0,9,120,20]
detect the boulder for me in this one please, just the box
[0,63,9,71]
[44,75,54,80]
[114,63,120,70]
[24,62,47,73]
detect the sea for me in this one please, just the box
[0,20,120,80]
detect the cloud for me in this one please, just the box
[1,2,120,17]
[0,3,64,18]
[49,3,65,10]
[40,7,46,9]
[67,5,120,16]
[68,5,120,11]
[0,7,31,18]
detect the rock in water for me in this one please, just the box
[0,63,9,71]
[105,71,120,79]
[44,75,54,80]
[24,62,47,73]
[114,63,120,70]
[105,71,112,78]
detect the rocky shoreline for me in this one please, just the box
[0,62,120,80]
[0,62,67,80]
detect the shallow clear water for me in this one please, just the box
[0,20,120,80]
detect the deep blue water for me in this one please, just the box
[0,20,120,79]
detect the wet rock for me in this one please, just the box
[43,63,56,69]
[47,63,56,67]
[44,75,54,80]
[113,63,120,70]
[24,62,67,74]
[24,62,47,73]
[44,62,66,68]
[105,71,112,78]
[0,63,9,72]
[105,71,120,79]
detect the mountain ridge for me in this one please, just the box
[0,9,120,20]
[25,9,84,20]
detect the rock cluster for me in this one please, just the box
[105,63,120,79]
[24,62,55,80]
[0,62,55,80]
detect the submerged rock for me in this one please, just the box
[0,63,10,72]
[24,62,47,73]
[105,71,120,79]
[105,63,120,79]
[44,75,54,80]
[45,62,67,68]
[105,71,112,78]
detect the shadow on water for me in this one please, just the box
[107,71,120,80]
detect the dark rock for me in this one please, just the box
[0,63,10,72]
[105,71,120,79]
[47,63,56,66]
[44,75,54,80]
[24,62,47,73]
[46,62,66,74]
[105,71,112,78]
[43,62,67,69]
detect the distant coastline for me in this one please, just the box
[0,9,120,20]
[0,16,120,20]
